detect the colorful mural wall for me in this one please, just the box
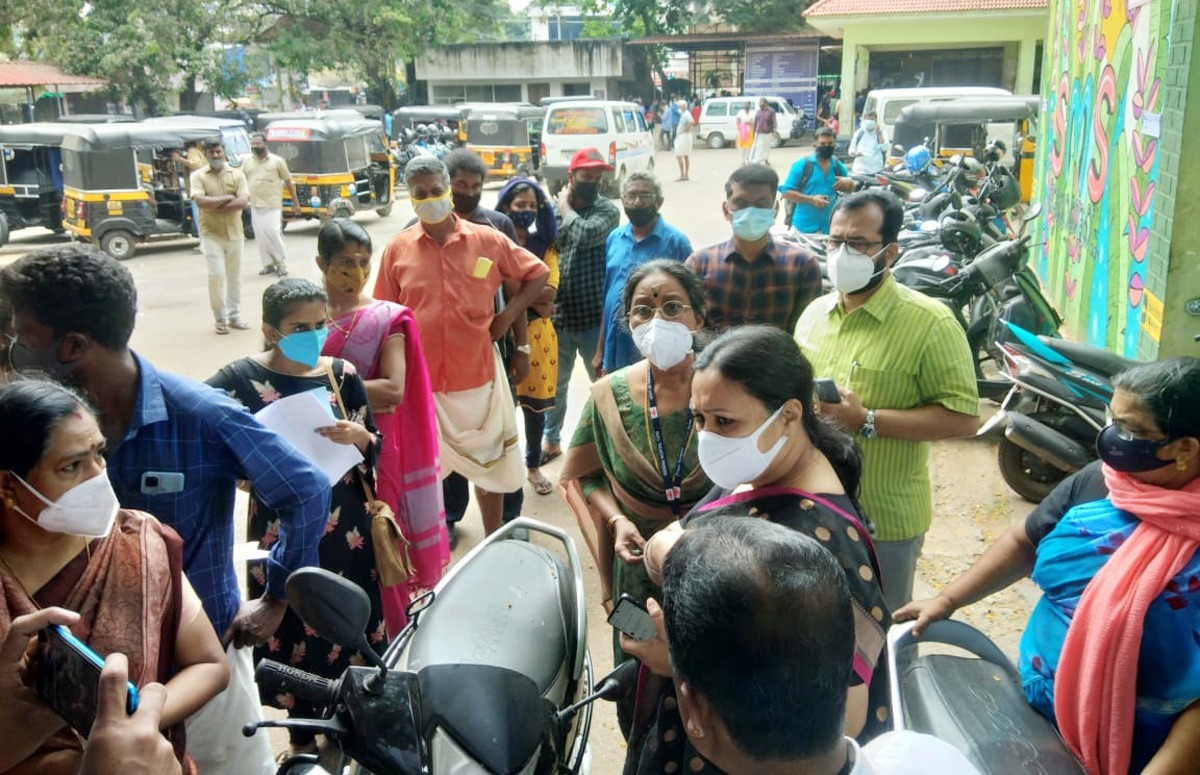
[1034,0,1173,358]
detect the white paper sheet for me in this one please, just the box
[255,390,363,486]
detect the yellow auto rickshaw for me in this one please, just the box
[59,120,246,259]
[264,117,395,221]
[464,104,546,180]
[0,122,82,246]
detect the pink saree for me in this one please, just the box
[325,300,449,636]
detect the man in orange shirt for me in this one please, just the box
[375,157,549,535]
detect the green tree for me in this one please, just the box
[718,0,812,33]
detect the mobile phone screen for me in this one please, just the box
[607,594,657,641]
[36,624,139,737]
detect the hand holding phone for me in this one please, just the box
[36,624,139,737]
[815,377,842,404]
[607,593,658,641]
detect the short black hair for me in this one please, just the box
[444,148,488,181]
[250,132,267,143]
[663,517,854,760]
[814,126,836,141]
[316,217,373,263]
[831,189,905,245]
[620,259,707,330]
[1113,357,1200,440]
[262,278,327,329]
[0,244,137,350]
[725,163,779,199]
[202,138,224,153]
[0,378,94,477]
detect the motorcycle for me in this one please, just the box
[246,518,606,774]
[982,321,1139,502]
[888,620,1086,774]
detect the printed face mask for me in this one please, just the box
[697,406,787,490]
[510,210,537,229]
[730,206,775,241]
[828,242,887,295]
[1096,423,1174,473]
[412,192,453,224]
[277,328,329,368]
[331,266,370,295]
[11,472,119,538]
[632,318,693,370]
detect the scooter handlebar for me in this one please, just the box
[255,659,339,708]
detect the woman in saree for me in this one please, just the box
[0,379,228,774]
[621,326,891,773]
[897,358,1200,774]
[316,218,448,636]
[495,177,560,495]
[560,261,712,680]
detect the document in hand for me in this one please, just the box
[255,389,364,486]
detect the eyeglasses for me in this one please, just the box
[621,193,657,205]
[824,238,884,253]
[629,301,692,323]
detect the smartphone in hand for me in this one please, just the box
[607,593,657,641]
[36,624,139,737]
[814,377,842,404]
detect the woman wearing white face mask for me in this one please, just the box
[559,260,711,731]
[621,326,892,773]
[0,379,228,772]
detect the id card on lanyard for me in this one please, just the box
[645,368,695,516]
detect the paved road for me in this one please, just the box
[0,140,1038,770]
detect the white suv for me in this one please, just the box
[697,96,805,150]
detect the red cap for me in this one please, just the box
[568,147,614,172]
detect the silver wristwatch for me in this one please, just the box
[859,409,877,440]
[515,344,532,355]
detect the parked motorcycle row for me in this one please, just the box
[392,123,458,172]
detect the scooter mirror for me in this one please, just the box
[920,220,940,234]
[596,659,642,701]
[892,144,905,155]
[908,188,927,202]
[287,567,373,649]
[1023,203,1043,222]
[949,154,963,167]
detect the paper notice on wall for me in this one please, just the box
[1141,289,1164,343]
[1142,112,1162,138]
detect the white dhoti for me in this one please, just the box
[750,132,775,163]
[184,645,276,774]
[250,206,288,269]
[434,348,524,493]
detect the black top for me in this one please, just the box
[1023,461,1109,546]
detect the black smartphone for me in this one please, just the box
[36,624,140,738]
[814,377,842,404]
[607,593,657,641]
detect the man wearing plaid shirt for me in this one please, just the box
[542,149,621,460]
[1,245,329,774]
[685,164,822,332]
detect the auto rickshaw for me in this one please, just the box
[890,96,1039,202]
[464,104,545,180]
[59,121,239,259]
[254,109,376,133]
[263,117,395,222]
[0,122,83,246]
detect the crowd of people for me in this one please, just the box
[0,133,1197,775]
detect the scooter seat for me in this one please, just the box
[898,653,1086,774]
[405,540,572,701]
[1038,336,1139,378]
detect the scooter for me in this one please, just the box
[982,321,1139,502]
[246,518,604,774]
[888,620,1086,774]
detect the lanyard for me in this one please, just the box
[645,368,695,516]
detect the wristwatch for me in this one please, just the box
[859,409,878,440]
[515,344,532,355]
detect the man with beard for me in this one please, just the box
[794,190,979,612]
[242,132,302,276]
[540,149,620,463]
[596,171,692,373]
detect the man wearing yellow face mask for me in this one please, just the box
[374,157,550,538]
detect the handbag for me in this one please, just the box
[324,358,415,587]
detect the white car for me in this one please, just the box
[540,100,656,198]
[697,96,805,150]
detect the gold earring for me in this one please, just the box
[1177,458,1188,472]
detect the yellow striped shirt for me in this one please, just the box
[794,275,979,541]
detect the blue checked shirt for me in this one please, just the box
[105,353,329,636]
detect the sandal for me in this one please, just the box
[214,321,229,335]
[528,470,554,496]
[539,447,562,465]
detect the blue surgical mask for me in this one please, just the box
[1096,423,1174,473]
[276,328,329,368]
[862,119,877,132]
[730,206,775,241]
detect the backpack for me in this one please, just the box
[781,156,846,224]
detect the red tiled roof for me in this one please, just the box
[0,63,107,88]
[805,0,1047,17]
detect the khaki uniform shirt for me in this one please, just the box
[189,165,248,240]
[242,153,292,209]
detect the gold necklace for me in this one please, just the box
[328,306,364,337]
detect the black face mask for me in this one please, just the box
[572,181,600,204]
[8,336,78,381]
[510,210,537,229]
[815,145,835,159]
[452,192,482,215]
[624,206,658,229]
[252,147,267,157]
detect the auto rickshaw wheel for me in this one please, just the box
[376,202,393,217]
[100,229,137,261]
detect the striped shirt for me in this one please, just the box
[794,276,978,541]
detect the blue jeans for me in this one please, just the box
[544,325,600,446]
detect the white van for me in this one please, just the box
[540,100,656,197]
[863,86,1012,145]
[697,96,803,149]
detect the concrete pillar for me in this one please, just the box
[838,34,858,135]
[1015,38,1039,95]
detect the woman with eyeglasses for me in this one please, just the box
[560,260,712,733]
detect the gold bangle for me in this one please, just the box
[606,513,626,536]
